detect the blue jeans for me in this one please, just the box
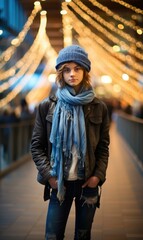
[45,180,98,240]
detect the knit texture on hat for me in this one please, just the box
[55,45,91,72]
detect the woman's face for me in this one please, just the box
[63,62,84,92]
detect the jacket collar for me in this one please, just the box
[49,94,57,103]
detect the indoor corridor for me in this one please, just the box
[0,122,143,240]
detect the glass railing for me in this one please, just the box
[0,120,34,175]
[116,111,143,168]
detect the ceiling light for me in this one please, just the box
[60,10,67,15]
[122,73,129,81]
[101,75,112,84]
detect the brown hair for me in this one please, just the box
[56,63,91,88]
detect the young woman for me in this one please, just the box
[31,45,110,240]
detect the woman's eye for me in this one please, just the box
[63,66,82,73]
[64,68,70,73]
[75,67,81,71]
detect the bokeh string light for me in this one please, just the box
[0,10,48,91]
[70,1,143,61]
[0,10,57,107]
[26,62,52,105]
[88,0,143,32]
[78,37,143,103]
[62,1,143,104]
[72,0,143,51]
[111,0,143,15]
[0,35,48,108]
[1,0,143,107]
[62,2,143,73]
[0,1,42,69]
[26,35,58,104]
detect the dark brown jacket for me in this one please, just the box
[31,95,110,199]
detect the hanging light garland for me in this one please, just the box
[0,1,41,69]
[43,35,58,67]
[0,41,40,81]
[78,36,143,102]
[0,10,48,94]
[26,35,58,104]
[0,10,50,107]
[26,61,52,104]
[87,49,134,105]
[62,14,73,47]
[72,0,143,51]
[0,43,42,93]
[0,9,58,107]
[82,42,138,105]
[89,37,140,92]
[88,0,143,32]
[62,4,141,83]
[62,2,143,104]
[0,7,47,83]
[69,1,143,61]
[111,0,143,15]
[62,2,143,73]
[0,34,48,108]
[1,0,142,107]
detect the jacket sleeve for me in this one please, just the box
[94,102,110,185]
[31,100,52,184]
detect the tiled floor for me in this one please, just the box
[0,122,143,240]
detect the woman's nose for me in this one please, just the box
[70,69,75,75]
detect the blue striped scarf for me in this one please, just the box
[49,86,95,201]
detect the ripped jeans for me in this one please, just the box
[45,180,99,240]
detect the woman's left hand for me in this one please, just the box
[82,176,100,188]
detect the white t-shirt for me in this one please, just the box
[68,145,78,180]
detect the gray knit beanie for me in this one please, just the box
[55,45,91,72]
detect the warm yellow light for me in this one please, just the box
[64,37,72,45]
[131,14,137,20]
[65,0,71,2]
[113,84,121,93]
[112,45,120,52]
[137,29,142,35]
[101,75,112,84]
[41,10,47,16]
[118,24,124,30]
[60,9,67,15]
[34,1,41,11]
[96,86,105,95]
[34,1,40,7]
[48,74,56,83]
[65,24,72,30]
[122,73,129,81]
[11,38,19,46]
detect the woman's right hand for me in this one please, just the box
[48,177,58,189]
